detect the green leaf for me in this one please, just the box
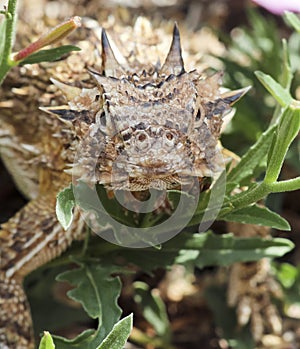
[284,11,300,33]
[114,232,294,271]
[265,104,300,183]
[222,204,291,230]
[39,332,55,349]
[275,262,298,289]
[0,16,7,64]
[255,71,292,107]
[273,262,300,307]
[57,261,122,324]
[96,314,133,349]
[134,282,170,338]
[20,45,81,65]
[226,124,276,191]
[174,232,294,268]
[56,184,75,230]
[280,39,293,91]
[26,266,90,337]
[54,262,122,348]
[74,181,138,228]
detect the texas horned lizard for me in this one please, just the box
[0,14,280,349]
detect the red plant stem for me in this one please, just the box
[13,16,81,62]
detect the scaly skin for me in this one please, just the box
[0,15,280,348]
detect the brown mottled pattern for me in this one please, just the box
[0,15,276,348]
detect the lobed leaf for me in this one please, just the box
[222,204,291,230]
[54,262,122,348]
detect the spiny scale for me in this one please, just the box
[161,23,185,75]
[101,28,126,78]
[0,17,249,348]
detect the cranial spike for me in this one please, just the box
[101,29,125,78]
[39,106,81,123]
[50,78,81,101]
[161,23,185,76]
[221,86,252,106]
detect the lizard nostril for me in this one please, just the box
[135,131,150,151]
[137,133,147,142]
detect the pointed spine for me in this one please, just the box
[161,23,185,76]
[221,86,252,106]
[50,78,81,101]
[39,106,84,123]
[101,29,124,78]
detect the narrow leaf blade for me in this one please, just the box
[189,233,294,268]
[0,16,7,63]
[117,232,294,270]
[226,124,276,189]
[265,104,300,182]
[20,45,81,65]
[255,71,292,107]
[222,204,291,230]
[97,314,133,349]
[284,11,300,33]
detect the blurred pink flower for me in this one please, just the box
[252,0,300,15]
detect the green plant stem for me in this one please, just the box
[269,177,300,192]
[0,0,18,85]
[219,183,267,217]
[219,175,300,218]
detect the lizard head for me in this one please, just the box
[46,23,249,191]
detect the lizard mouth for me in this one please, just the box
[108,173,184,191]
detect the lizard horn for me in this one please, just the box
[221,86,252,106]
[101,29,125,78]
[50,78,81,100]
[161,23,185,76]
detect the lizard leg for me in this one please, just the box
[0,194,84,348]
